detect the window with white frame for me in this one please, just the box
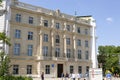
[29,17,33,24]
[43,34,48,42]
[56,35,60,43]
[66,25,70,31]
[14,43,20,55]
[85,51,89,60]
[55,48,60,57]
[28,32,33,40]
[77,27,80,33]
[56,23,60,29]
[16,14,21,22]
[27,65,32,74]
[70,66,74,73]
[15,29,21,38]
[77,39,81,46]
[67,49,71,58]
[85,40,89,47]
[43,46,48,56]
[78,50,82,59]
[78,66,82,73]
[66,38,70,45]
[44,20,48,27]
[45,65,50,74]
[13,65,19,74]
[27,45,33,56]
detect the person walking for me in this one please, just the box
[41,72,44,80]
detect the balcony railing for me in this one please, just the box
[36,56,90,62]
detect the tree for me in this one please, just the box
[0,52,11,76]
[98,46,120,75]
[0,32,11,76]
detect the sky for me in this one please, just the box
[19,0,120,49]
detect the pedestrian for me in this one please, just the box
[41,72,44,80]
[61,72,64,80]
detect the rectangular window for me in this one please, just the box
[77,27,80,33]
[43,46,48,56]
[27,65,32,74]
[85,29,88,35]
[14,43,20,55]
[13,65,19,74]
[67,49,71,58]
[66,38,70,45]
[56,23,60,29]
[77,39,81,46]
[86,66,89,73]
[28,32,33,40]
[66,25,70,31]
[45,65,50,74]
[55,48,60,57]
[85,40,89,47]
[27,45,33,56]
[70,66,74,74]
[15,29,21,38]
[78,50,82,59]
[85,51,89,60]
[44,20,48,27]
[16,14,21,22]
[78,66,82,73]
[43,34,48,42]
[29,17,33,24]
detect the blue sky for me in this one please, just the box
[20,0,120,48]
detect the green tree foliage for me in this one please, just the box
[98,46,120,75]
[0,0,2,6]
[0,52,11,76]
[0,32,11,46]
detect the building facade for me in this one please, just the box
[0,0,97,78]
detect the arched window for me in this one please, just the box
[56,35,60,43]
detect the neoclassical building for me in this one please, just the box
[0,0,97,78]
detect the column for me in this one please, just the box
[39,30,43,56]
[40,16,43,26]
[63,34,66,57]
[51,31,55,57]
[73,24,76,32]
[51,19,55,28]
[73,35,76,59]
[90,18,97,68]
[64,22,67,31]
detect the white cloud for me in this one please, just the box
[106,17,113,23]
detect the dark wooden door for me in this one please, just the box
[57,64,63,77]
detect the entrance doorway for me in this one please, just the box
[57,64,63,77]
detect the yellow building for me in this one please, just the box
[0,0,97,78]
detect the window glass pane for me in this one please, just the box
[28,45,33,56]
[27,65,32,74]
[13,65,19,74]
[45,65,50,74]
[44,20,48,27]
[29,17,33,24]
[14,43,20,55]
[16,14,21,22]
[70,66,73,73]
[28,32,33,40]
[15,29,21,38]
[56,23,60,29]
[43,46,48,56]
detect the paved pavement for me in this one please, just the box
[33,77,120,80]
